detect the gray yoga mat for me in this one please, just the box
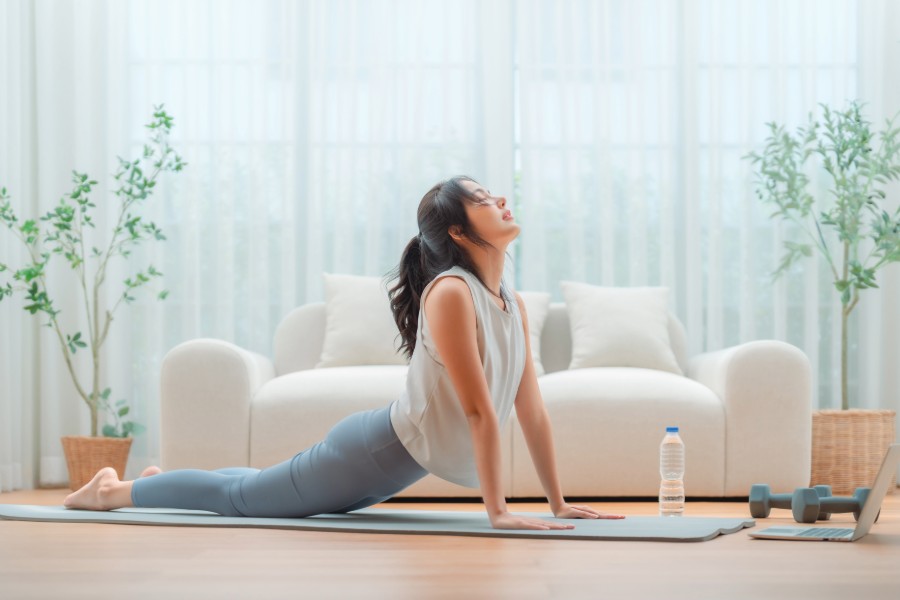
[0,504,754,542]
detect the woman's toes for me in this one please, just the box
[63,467,120,510]
[140,466,162,478]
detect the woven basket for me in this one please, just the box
[61,436,133,491]
[811,409,896,496]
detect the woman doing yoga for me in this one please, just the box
[64,175,626,529]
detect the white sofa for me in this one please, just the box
[160,302,812,498]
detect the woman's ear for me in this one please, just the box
[448,225,464,242]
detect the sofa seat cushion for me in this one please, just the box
[511,367,726,497]
[250,366,409,467]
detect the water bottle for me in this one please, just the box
[659,426,685,517]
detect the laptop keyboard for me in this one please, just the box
[797,528,853,538]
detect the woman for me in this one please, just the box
[64,176,626,530]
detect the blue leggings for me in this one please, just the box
[131,403,428,517]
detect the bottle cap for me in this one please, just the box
[666,426,679,433]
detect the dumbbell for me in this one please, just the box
[791,486,880,524]
[749,484,832,519]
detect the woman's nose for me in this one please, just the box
[496,195,506,208]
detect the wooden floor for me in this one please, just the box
[1,488,899,600]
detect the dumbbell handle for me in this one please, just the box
[818,497,862,512]
[767,493,793,508]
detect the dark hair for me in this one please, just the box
[385,175,508,360]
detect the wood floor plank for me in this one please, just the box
[1,488,898,600]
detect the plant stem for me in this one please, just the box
[841,240,849,411]
[841,303,848,411]
[75,195,101,436]
[9,227,92,410]
[812,214,840,281]
[95,162,164,349]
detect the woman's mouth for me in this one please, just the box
[503,210,513,220]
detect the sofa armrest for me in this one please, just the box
[688,340,812,495]
[160,338,276,471]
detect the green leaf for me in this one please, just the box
[102,424,119,437]
[841,287,851,305]
[101,388,112,400]
[158,290,169,301]
[118,406,130,417]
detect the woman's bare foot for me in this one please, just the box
[140,466,162,478]
[63,467,131,510]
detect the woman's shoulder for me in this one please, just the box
[426,272,472,304]
[427,266,474,293]
[422,274,476,337]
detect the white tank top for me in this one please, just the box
[390,265,527,488]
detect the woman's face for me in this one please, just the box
[456,179,520,247]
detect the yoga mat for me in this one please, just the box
[0,504,754,542]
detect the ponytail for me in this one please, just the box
[386,234,429,359]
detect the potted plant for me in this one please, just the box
[0,105,186,490]
[745,100,899,495]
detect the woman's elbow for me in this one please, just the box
[465,409,499,430]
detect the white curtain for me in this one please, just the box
[517,0,900,414]
[1,0,898,492]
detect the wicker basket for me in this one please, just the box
[811,409,896,496]
[61,436,133,491]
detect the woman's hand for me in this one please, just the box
[490,511,575,530]
[552,502,626,520]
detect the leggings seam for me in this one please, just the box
[228,478,249,517]
[367,445,413,488]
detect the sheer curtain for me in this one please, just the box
[516,0,900,420]
[0,0,510,490]
[1,0,897,492]
[1,0,132,490]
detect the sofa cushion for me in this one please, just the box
[250,366,409,466]
[317,273,408,368]
[559,281,682,375]
[513,367,725,496]
[517,291,551,376]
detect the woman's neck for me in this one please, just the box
[467,244,506,296]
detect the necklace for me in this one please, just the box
[485,285,505,309]
[485,285,503,299]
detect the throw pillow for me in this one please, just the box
[517,291,551,376]
[316,272,408,368]
[559,281,682,375]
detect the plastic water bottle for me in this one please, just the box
[659,426,685,517]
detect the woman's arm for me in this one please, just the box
[425,278,572,530]
[513,293,626,520]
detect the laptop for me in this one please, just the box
[749,443,899,542]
